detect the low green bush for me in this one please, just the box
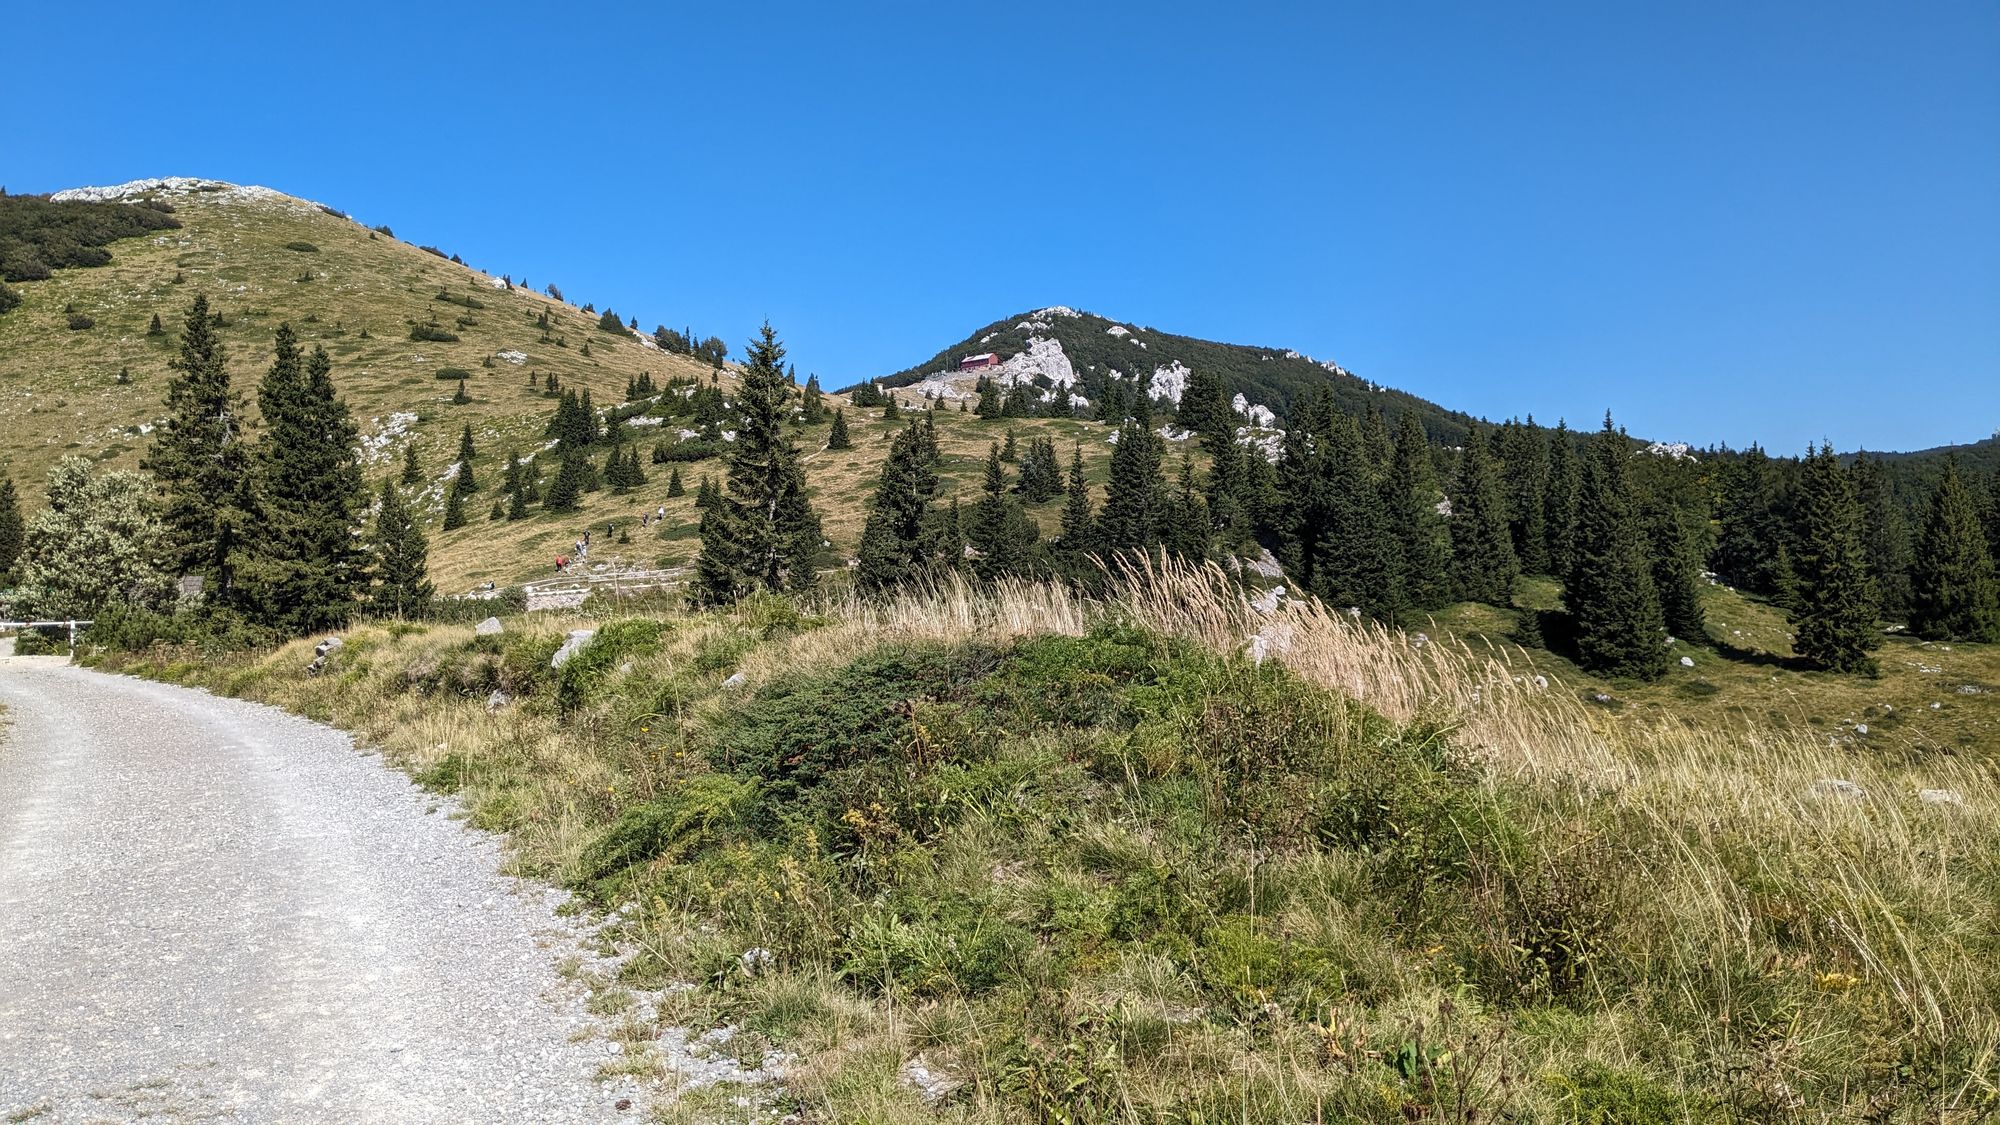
[408,324,459,343]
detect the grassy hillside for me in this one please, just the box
[92,564,2000,1122]
[0,183,1143,591]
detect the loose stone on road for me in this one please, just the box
[0,653,634,1123]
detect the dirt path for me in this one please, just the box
[0,655,634,1123]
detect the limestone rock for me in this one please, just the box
[474,617,504,636]
[551,629,596,669]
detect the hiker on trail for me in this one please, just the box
[555,555,566,573]
[656,505,665,521]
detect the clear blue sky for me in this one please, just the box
[10,2,1997,453]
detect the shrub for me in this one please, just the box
[555,618,666,714]
[0,280,19,315]
[409,324,459,343]
[434,367,471,381]
[651,438,725,463]
[579,774,755,884]
[66,313,94,330]
[284,241,319,253]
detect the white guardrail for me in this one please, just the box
[0,620,95,655]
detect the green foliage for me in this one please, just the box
[434,366,471,381]
[555,618,665,714]
[144,294,250,595]
[1569,416,1668,680]
[692,323,823,604]
[0,192,181,281]
[284,241,319,253]
[0,476,21,580]
[0,279,19,315]
[856,419,946,590]
[12,456,171,618]
[1909,458,2000,642]
[1448,422,1519,606]
[65,312,94,330]
[1791,442,1878,672]
[825,408,851,450]
[408,324,460,343]
[580,774,755,886]
[366,481,432,615]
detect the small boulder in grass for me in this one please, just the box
[1810,778,1866,802]
[722,671,747,689]
[551,629,596,668]
[1919,788,1963,807]
[474,616,504,636]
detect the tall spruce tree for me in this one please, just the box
[1647,499,1708,644]
[145,293,250,597]
[667,467,685,497]
[1389,412,1452,613]
[692,323,822,603]
[1569,416,1669,679]
[1097,406,1167,555]
[1309,414,1400,618]
[1984,471,2000,568]
[0,477,21,581]
[1790,443,1877,673]
[855,420,943,590]
[1852,453,1913,622]
[367,481,432,616]
[1448,423,1519,605]
[1176,367,1231,441]
[966,444,1037,580]
[801,374,826,424]
[544,447,587,512]
[401,442,422,486]
[1499,420,1550,574]
[1052,445,1097,579]
[1713,446,1793,595]
[1542,420,1580,579]
[827,409,851,450]
[1162,453,1212,563]
[1908,458,2000,642]
[454,424,478,493]
[441,482,468,530]
[236,328,366,633]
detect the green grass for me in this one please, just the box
[94,567,2000,1122]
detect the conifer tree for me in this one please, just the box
[148,312,164,336]
[1853,453,1913,622]
[1542,421,1580,579]
[1569,416,1668,679]
[1202,434,1252,553]
[145,294,250,595]
[1713,446,1793,595]
[544,448,586,512]
[506,480,528,520]
[667,467,685,498]
[626,445,646,487]
[1448,423,1518,605]
[1500,420,1550,574]
[1162,453,1212,563]
[501,452,523,500]
[1097,408,1167,555]
[855,420,943,590]
[1648,500,1708,644]
[695,475,719,511]
[1389,412,1452,613]
[1908,458,2000,642]
[1000,431,1018,463]
[1362,409,1395,477]
[975,379,1003,419]
[367,481,432,616]
[1984,471,2000,568]
[442,482,468,530]
[236,328,366,633]
[455,424,478,493]
[692,322,822,603]
[935,497,965,570]
[1308,414,1400,618]
[1053,445,1096,577]
[883,396,901,421]
[801,374,826,424]
[452,377,470,405]
[0,477,22,580]
[827,408,851,450]
[1790,443,1877,672]
[1176,367,1231,441]
[401,441,422,486]
[966,444,1037,579]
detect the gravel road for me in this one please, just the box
[0,653,636,1123]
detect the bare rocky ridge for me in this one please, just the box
[0,655,640,1123]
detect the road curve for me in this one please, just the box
[0,653,629,1123]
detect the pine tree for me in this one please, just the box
[1542,421,1580,579]
[1097,409,1167,555]
[1790,443,1878,672]
[1202,434,1252,553]
[667,467,685,497]
[1908,458,2000,642]
[692,323,823,603]
[966,444,1037,579]
[1176,367,1231,442]
[1853,453,1914,622]
[0,477,22,580]
[1162,453,1212,563]
[147,311,164,336]
[367,481,432,616]
[975,379,1003,419]
[506,480,528,520]
[235,328,367,633]
[1984,471,2000,568]
[801,374,826,424]
[1713,446,1793,595]
[1389,412,1452,613]
[883,396,901,421]
[544,448,586,512]
[455,424,478,493]
[1648,500,1708,644]
[695,475,719,511]
[1052,445,1096,577]
[442,482,467,530]
[1448,423,1518,605]
[855,420,943,590]
[145,294,250,596]
[1000,431,1018,462]
[827,409,852,450]
[626,445,647,487]
[1308,414,1400,618]
[1500,421,1550,574]
[1569,416,1669,679]
[452,377,470,405]
[501,452,523,499]
[401,441,422,486]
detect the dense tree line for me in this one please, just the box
[0,192,183,285]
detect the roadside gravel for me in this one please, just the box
[0,653,639,1123]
